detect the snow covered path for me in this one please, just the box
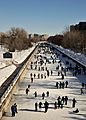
[1,47,86,120]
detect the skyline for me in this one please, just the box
[0,0,86,36]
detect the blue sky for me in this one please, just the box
[0,0,86,35]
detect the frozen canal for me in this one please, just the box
[2,45,86,120]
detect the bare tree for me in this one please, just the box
[63,27,83,53]
[6,27,32,51]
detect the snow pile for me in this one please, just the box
[56,45,86,66]
[0,45,36,86]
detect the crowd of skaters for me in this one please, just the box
[34,91,49,99]
[10,45,86,116]
[30,73,47,80]
[58,55,86,94]
[28,47,80,113]
[56,81,68,89]
[25,88,77,113]
[34,95,77,113]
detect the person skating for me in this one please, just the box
[73,108,79,113]
[44,101,49,113]
[26,88,29,95]
[65,81,68,88]
[34,73,36,78]
[57,96,61,108]
[30,73,32,77]
[31,77,33,83]
[81,87,84,94]
[61,100,64,109]
[44,74,46,79]
[54,101,57,109]
[56,82,59,89]
[34,91,37,97]
[62,82,65,89]
[82,83,84,88]
[61,96,65,104]
[42,92,45,99]
[59,82,62,89]
[35,102,38,111]
[41,74,43,79]
[28,84,30,88]
[51,70,53,75]
[72,98,77,108]
[14,103,18,113]
[46,91,49,97]
[38,73,40,79]
[39,102,42,109]
[47,70,49,77]
[11,104,16,117]
[64,96,68,105]
[61,74,64,80]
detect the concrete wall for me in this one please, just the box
[0,45,38,119]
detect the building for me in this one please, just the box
[70,22,86,31]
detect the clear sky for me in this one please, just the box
[0,0,86,36]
